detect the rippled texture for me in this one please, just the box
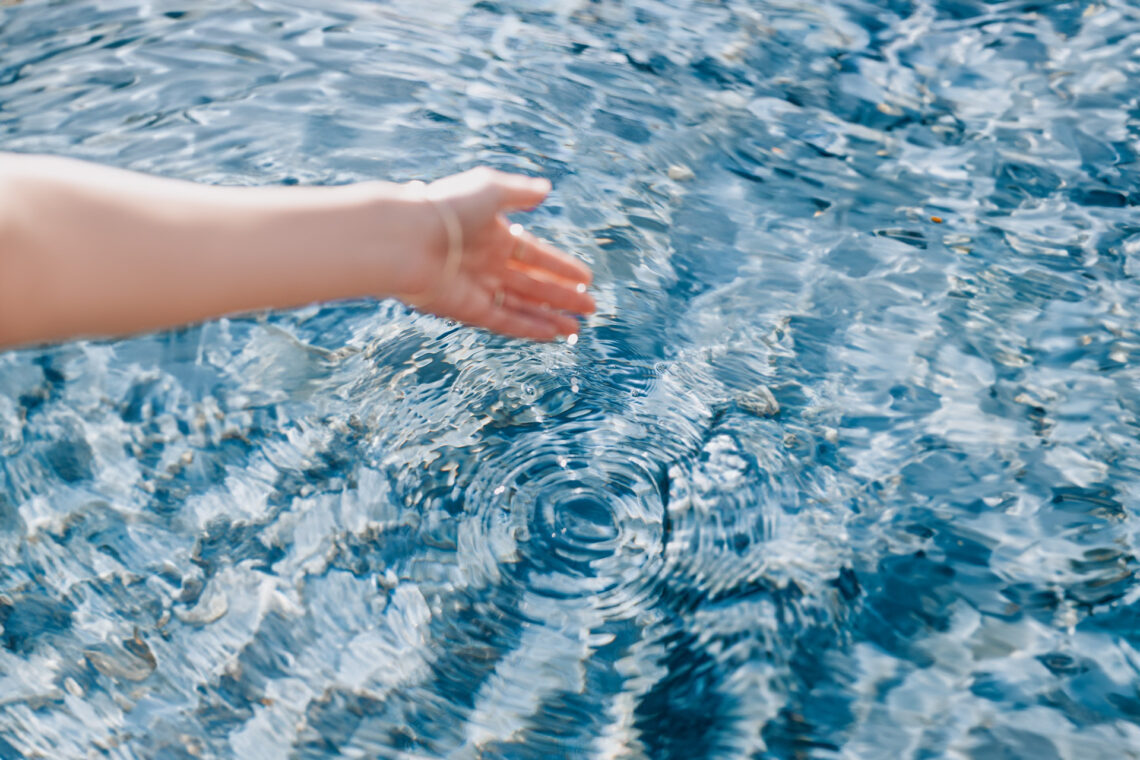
[3,0,1140,757]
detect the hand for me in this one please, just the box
[398,167,595,342]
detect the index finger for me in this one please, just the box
[507,226,593,286]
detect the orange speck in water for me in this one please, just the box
[931,216,944,223]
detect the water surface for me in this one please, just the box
[3,1,1140,757]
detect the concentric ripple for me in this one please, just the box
[461,421,667,615]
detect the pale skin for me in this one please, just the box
[0,153,595,350]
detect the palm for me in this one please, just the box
[400,168,594,342]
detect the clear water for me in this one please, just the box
[2,0,1140,757]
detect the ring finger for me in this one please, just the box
[506,224,593,285]
[483,289,580,340]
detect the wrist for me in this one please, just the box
[354,181,444,300]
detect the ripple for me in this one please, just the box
[461,422,667,617]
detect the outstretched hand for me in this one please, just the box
[397,167,595,342]
[0,155,595,350]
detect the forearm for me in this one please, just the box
[0,153,430,348]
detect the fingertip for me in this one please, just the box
[552,313,581,336]
[573,288,595,315]
[499,174,553,211]
[528,324,560,342]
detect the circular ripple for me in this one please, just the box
[462,421,667,616]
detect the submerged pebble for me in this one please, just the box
[174,585,229,626]
[667,164,695,181]
[735,385,780,417]
[84,632,156,683]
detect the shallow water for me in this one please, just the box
[3,0,1140,757]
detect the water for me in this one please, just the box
[2,0,1140,757]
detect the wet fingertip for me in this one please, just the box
[532,320,560,342]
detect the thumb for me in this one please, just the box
[495,173,552,212]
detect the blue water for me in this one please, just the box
[3,0,1140,757]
